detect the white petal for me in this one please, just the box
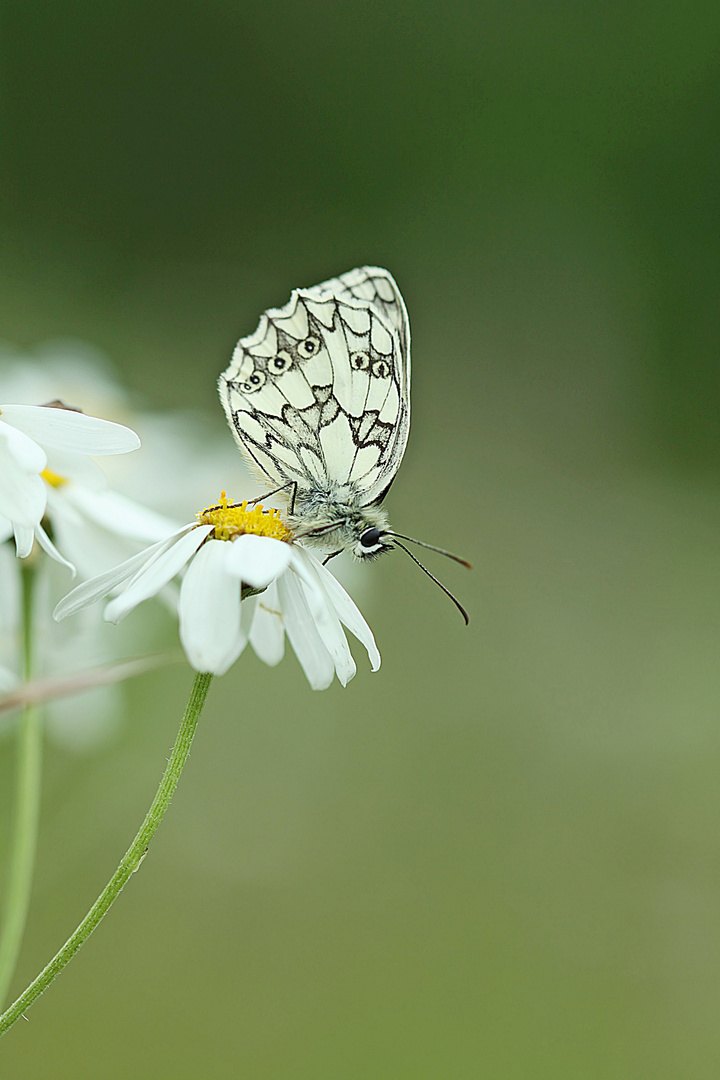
[0,513,13,544]
[0,444,47,528]
[224,534,293,588]
[302,549,381,671]
[53,524,197,621]
[103,524,212,624]
[0,404,140,455]
[64,485,180,542]
[34,521,76,574]
[45,484,85,529]
[248,581,285,667]
[0,418,47,471]
[102,524,212,626]
[291,559,356,686]
[277,571,335,690]
[44,448,107,489]
[13,523,34,558]
[179,540,247,675]
[50,510,146,584]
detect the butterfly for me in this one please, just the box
[218,266,469,620]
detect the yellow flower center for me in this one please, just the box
[41,468,68,488]
[197,491,293,543]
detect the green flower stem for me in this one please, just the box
[0,705,42,1008]
[0,563,43,1008]
[0,670,213,1037]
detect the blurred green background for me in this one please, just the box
[2,1,720,1076]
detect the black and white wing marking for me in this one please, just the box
[307,266,411,392]
[218,267,411,506]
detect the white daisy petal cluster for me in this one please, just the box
[54,496,381,689]
[0,403,142,569]
[0,345,250,581]
[0,348,206,750]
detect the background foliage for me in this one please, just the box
[2,1,720,1075]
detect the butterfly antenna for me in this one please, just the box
[392,541,470,625]
[385,532,472,569]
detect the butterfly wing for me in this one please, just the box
[307,265,411,392]
[218,267,411,505]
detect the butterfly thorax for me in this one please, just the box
[289,483,391,560]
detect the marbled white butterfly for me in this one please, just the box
[218,266,469,620]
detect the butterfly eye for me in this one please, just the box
[360,527,383,548]
[271,351,293,374]
[371,359,390,379]
[351,351,369,371]
[297,335,321,359]
[241,369,266,393]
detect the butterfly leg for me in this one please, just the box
[322,550,342,565]
[247,481,298,514]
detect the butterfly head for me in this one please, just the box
[354,525,394,560]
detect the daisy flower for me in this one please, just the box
[54,494,380,689]
[0,344,247,577]
[0,401,142,568]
